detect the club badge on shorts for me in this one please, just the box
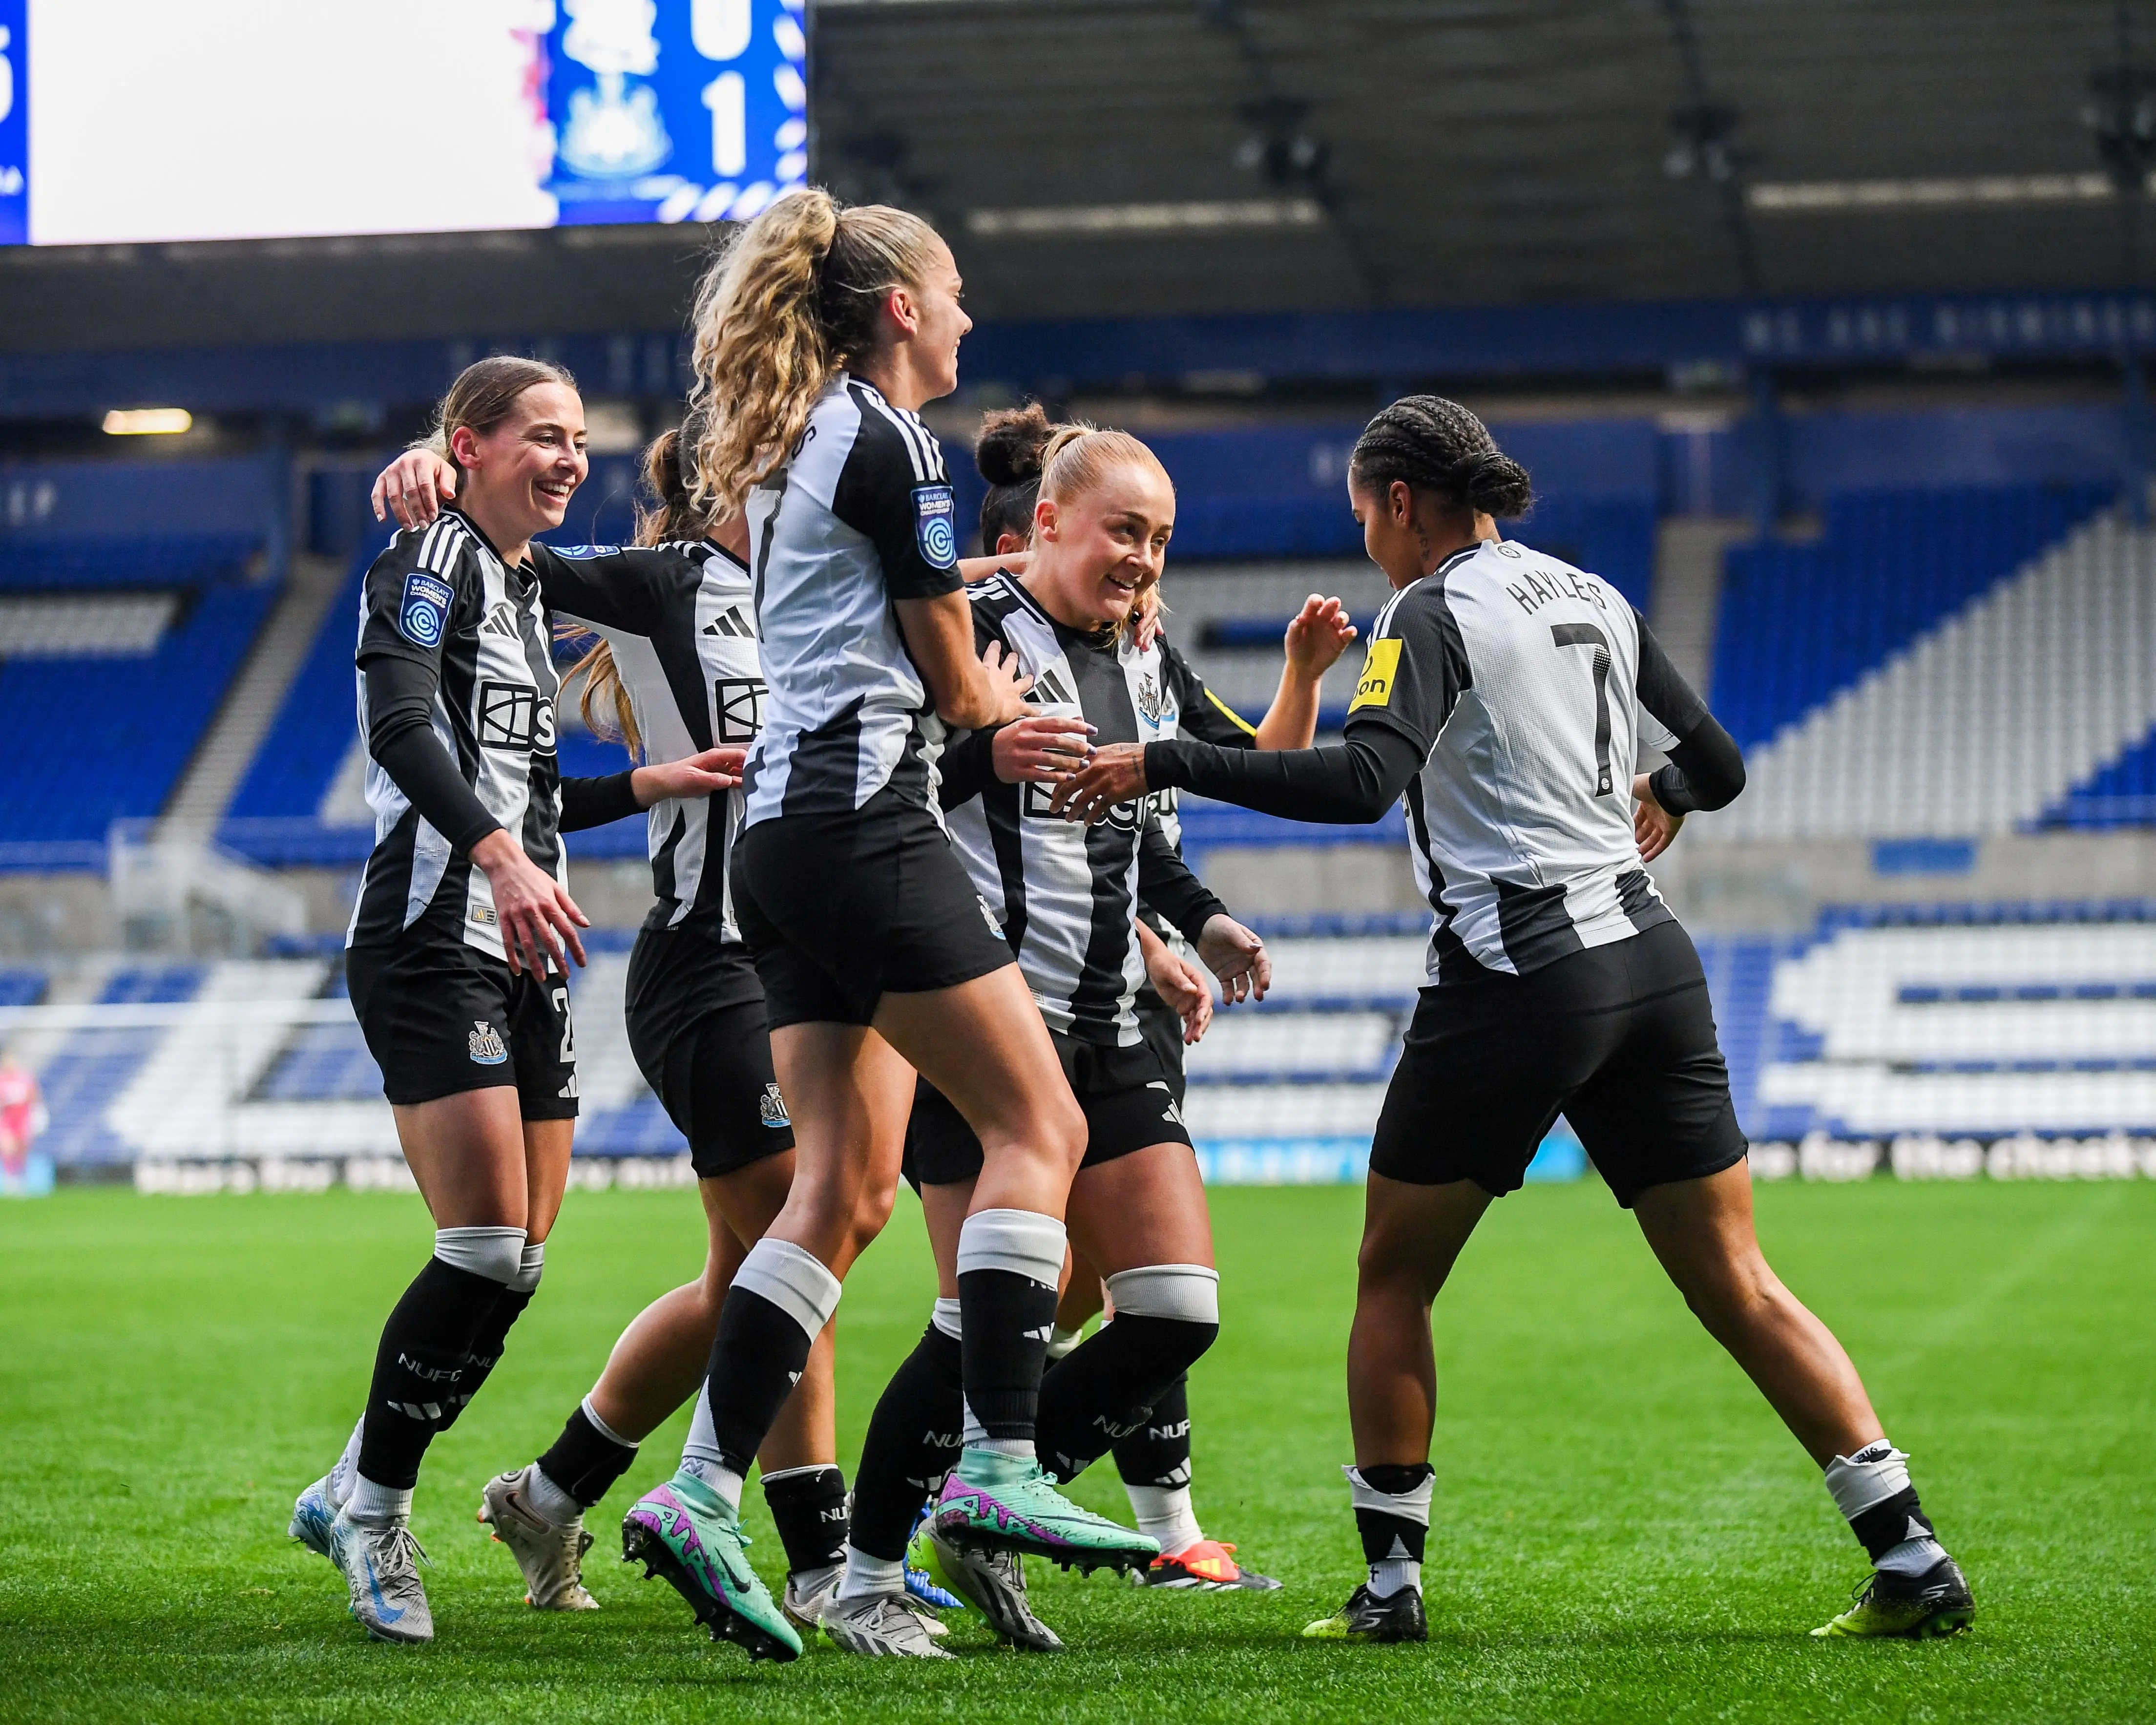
[398,572,454,648]
[468,1020,508,1065]
[912,483,958,569]
[759,1082,791,1128]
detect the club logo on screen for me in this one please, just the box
[912,483,959,569]
[478,681,550,752]
[714,676,767,743]
[398,573,454,648]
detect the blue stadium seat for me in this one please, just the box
[1711,484,2113,750]
[0,579,278,853]
[0,532,260,591]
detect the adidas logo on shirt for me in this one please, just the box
[1029,665,1076,706]
[703,607,754,639]
[480,602,520,638]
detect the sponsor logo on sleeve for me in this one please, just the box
[1349,637,1402,712]
[468,1021,508,1065]
[552,545,618,560]
[911,483,959,569]
[398,573,454,648]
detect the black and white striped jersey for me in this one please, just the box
[940,572,1222,1045]
[1129,631,1256,949]
[348,510,565,957]
[1344,539,1683,985]
[742,373,964,826]
[535,538,759,939]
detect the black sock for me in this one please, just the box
[356,1256,506,1491]
[762,1464,850,1577]
[1850,1487,1937,1564]
[699,1286,816,1476]
[538,1403,639,1510]
[1037,1316,1218,1484]
[1113,1372,1193,1488]
[957,1267,1058,1443]
[1354,1463,1434,1572]
[434,1284,533,1433]
[850,1323,964,1561]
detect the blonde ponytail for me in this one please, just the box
[687,187,944,515]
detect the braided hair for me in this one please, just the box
[1348,395,1534,520]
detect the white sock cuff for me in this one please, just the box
[955,1207,1067,1285]
[347,1473,414,1525]
[1823,1440,1912,1520]
[760,1463,839,1487]
[1047,1323,1085,1361]
[1344,1463,1435,1524]
[1105,1263,1220,1324]
[733,1237,843,1341]
[931,1296,964,1341]
[434,1224,527,1285]
[508,1240,544,1295]
[580,1394,636,1450]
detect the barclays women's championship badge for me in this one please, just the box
[398,573,454,648]
[912,484,958,569]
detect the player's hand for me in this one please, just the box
[1197,914,1270,1005]
[1050,741,1149,823]
[978,641,1036,727]
[1284,594,1357,678]
[1633,772,1685,862]
[471,829,589,975]
[632,747,748,805]
[1142,930,1215,1045]
[372,448,457,530]
[991,715,1095,785]
[1133,586,1163,652]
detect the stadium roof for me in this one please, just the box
[3,0,2153,352]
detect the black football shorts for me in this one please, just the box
[1371,918,1746,1207]
[347,938,577,1120]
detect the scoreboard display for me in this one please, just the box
[0,0,807,248]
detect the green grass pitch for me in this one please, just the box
[3,1178,2152,1722]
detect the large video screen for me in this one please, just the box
[0,0,806,248]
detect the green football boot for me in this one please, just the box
[930,1447,1158,1575]
[621,1476,802,1662]
[1811,1556,1975,1639]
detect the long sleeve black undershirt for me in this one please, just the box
[1137,820,1226,945]
[559,771,642,833]
[1647,715,1745,814]
[1143,723,1428,824]
[361,655,503,854]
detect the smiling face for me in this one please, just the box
[1031,457,1176,631]
[451,381,588,548]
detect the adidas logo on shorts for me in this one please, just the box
[468,1021,508,1066]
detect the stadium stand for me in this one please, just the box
[16,905,2156,1174]
[0,531,276,859]
[1712,484,2114,751]
[1713,498,2156,840]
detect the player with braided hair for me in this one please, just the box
[1054,394,1974,1646]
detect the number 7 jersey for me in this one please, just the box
[1343,539,1695,985]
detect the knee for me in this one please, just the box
[1675,1253,1781,1337]
[843,1180,898,1261]
[1355,1228,1439,1305]
[1104,1264,1220,1375]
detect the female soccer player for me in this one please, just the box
[827,420,1274,1656]
[972,404,1357,1594]
[368,423,852,1628]
[1053,395,1975,1645]
[620,189,1154,1663]
[290,358,735,1644]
